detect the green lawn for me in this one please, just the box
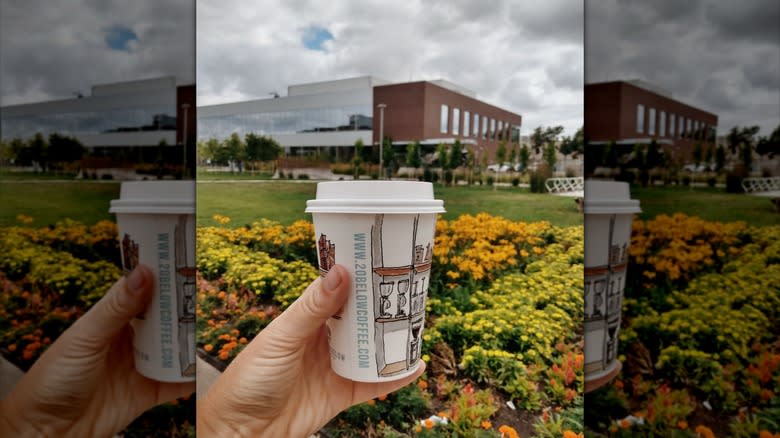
[197,181,584,227]
[0,181,120,226]
[631,185,779,227]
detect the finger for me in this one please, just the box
[67,265,155,346]
[351,361,427,405]
[267,264,350,343]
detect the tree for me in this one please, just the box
[29,133,48,172]
[715,144,727,172]
[756,124,780,171]
[353,138,364,180]
[603,140,618,169]
[48,133,86,169]
[519,144,530,172]
[692,142,703,168]
[437,143,449,170]
[646,139,663,170]
[405,141,421,177]
[449,140,463,170]
[496,141,507,167]
[531,125,564,155]
[224,133,246,172]
[543,142,557,170]
[508,144,518,169]
[245,133,282,163]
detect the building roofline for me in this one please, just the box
[585,79,718,120]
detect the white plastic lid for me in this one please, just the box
[583,180,641,214]
[109,181,195,214]
[305,181,445,214]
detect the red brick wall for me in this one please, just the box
[373,81,522,160]
[585,81,718,160]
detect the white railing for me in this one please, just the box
[742,177,780,194]
[545,177,584,196]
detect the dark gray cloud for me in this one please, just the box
[586,0,780,136]
[0,0,195,106]
[197,0,583,136]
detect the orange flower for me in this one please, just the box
[563,431,580,438]
[614,379,624,389]
[7,344,16,352]
[418,380,428,390]
[414,425,422,433]
[239,337,248,344]
[218,351,229,360]
[424,419,434,429]
[678,420,688,429]
[22,351,33,360]
[378,394,387,401]
[759,431,773,438]
[481,420,492,429]
[619,419,631,429]
[437,411,448,419]
[498,425,520,438]
[694,425,715,438]
[204,344,214,352]
[366,399,375,406]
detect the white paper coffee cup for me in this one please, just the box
[306,181,445,382]
[583,181,640,385]
[110,181,196,382]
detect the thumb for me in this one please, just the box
[268,264,350,343]
[67,264,155,347]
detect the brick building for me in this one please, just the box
[373,80,522,161]
[585,80,718,162]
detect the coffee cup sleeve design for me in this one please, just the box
[318,233,344,319]
[371,214,433,378]
[175,215,196,377]
[121,234,146,320]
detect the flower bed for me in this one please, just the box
[0,219,194,436]
[197,214,585,437]
[587,214,780,437]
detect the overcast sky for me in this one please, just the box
[197,0,584,137]
[586,0,780,137]
[0,0,194,106]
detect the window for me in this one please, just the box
[463,111,470,137]
[440,105,448,134]
[473,113,479,137]
[488,119,494,140]
[687,119,692,138]
[694,120,699,139]
[636,104,645,133]
[659,111,666,137]
[497,121,503,140]
[648,107,656,135]
[452,108,460,135]
[679,117,684,138]
[482,116,488,139]
[669,113,675,137]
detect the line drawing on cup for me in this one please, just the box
[121,233,145,320]
[317,233,343,319]
[584,214,629,375]
[371,214,433,378]
[175,216,196,377]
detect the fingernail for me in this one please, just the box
[323,267,343,291]
[126,266,147,291]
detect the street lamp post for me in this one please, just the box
[182,103,190,178]
[377,103,386,179]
